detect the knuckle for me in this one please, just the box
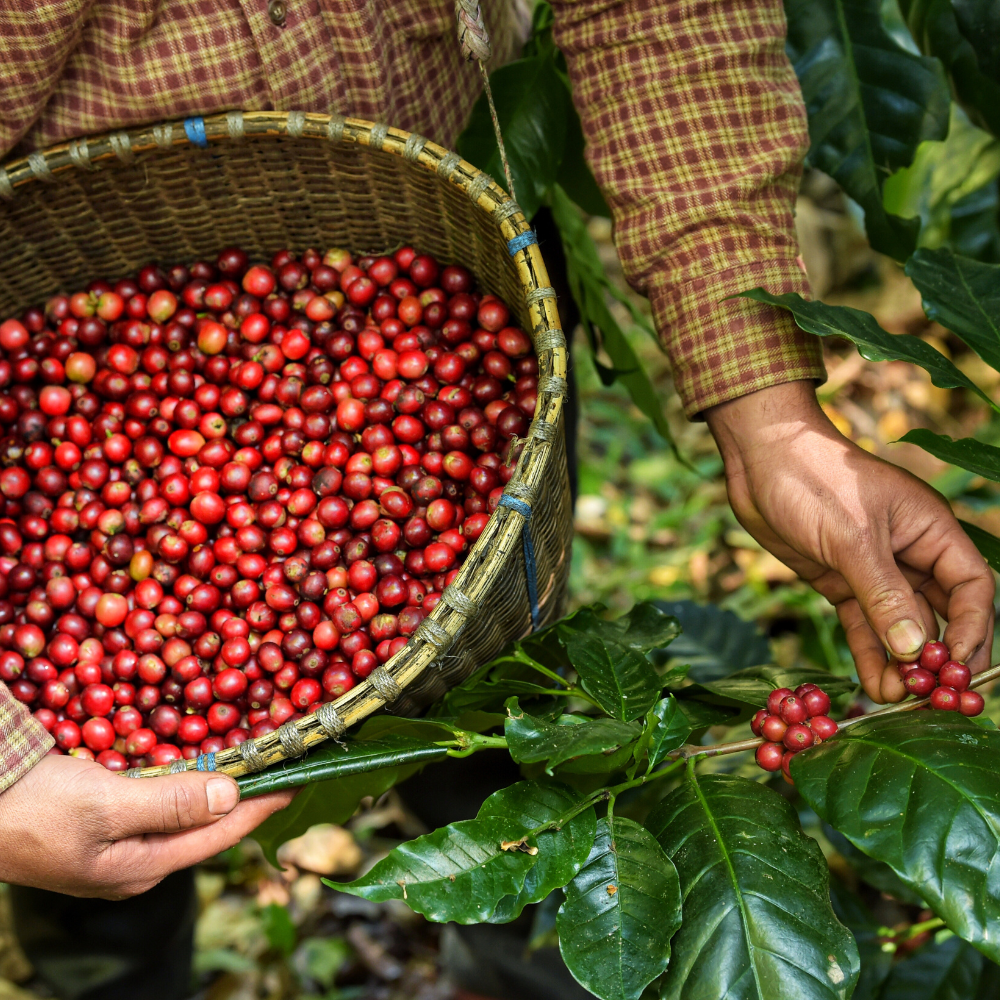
[865,587,912,622]
[162,781,203,830]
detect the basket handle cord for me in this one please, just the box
[497,495,541,630]
[455,0,518,205]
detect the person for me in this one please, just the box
[0,0,993,905]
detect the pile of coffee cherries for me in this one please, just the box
[900,640,984,716]
[0,245,538,770]
[752,684,838,782]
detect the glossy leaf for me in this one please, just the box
[648,772,859,1000]
[959,519,1000,573]
[901,429,1000,482]
[457,55,570,219]
[742,289,1000,413]
[905,248,1000,369]
[482,780,598,924]
[825,824,925,906]
[558,107,610,217]
[335,779,594,925]
[651,600,771,684]
[563,604,678,722]
[880,933,984,1000]
[828,880,894,1000]
[247,734,448,866]
[557,815,681,1000]
[504,698,640,774]
[900,0,1000,138]
[784,0,950,259]
[549,185,679,450]
[703,663,856,709]
[792,713,1000,963]
[642,696,692,771]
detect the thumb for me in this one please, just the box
[109,772,240,839]
[840,544,926,661]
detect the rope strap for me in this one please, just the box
[168,759,188,774]
[196,752,217,772]
[497,494,541,629]
[507,231,537,256]
[183,117,209,149]
[239,738,268,773]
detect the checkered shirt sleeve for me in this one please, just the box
[551,0,826,417]
[0,682,54,794]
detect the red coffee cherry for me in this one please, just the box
[761,715,787,743]
[809,715,838,740]
[959,690,985,717]
[938,661,971,692]
[930,686,960,711]
[783,723,815,751]
[903,668,936,697]
[802,688,831,718]
[919,640,950,673]
[755,741,784,772]
[779,696,808,725]
[767,687,794,716]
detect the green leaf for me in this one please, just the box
[825,824,925,906]
[905,247,1000,368]
[647,772,859,1000]
[703,664,856,708]
[959,519,1000,573]
[457,55,571,218]
[260,903,296,957]
[504,698,640,774]
[880,933,984,1000]
[882,106,1000,260]
[828,880,893,1000]
[792,713,1000,963]
[784,0,951,259]
[900,0,1000,138]
[246,734,448,866]
[557,108,610,218]
[650,600,771,684]
[901,429,1000,481]
[563,604,678,722]
[557,815,681,1000]
[335,779,593,925]
[643,696,692,771]
[742,289,1000,412]
[482,780,598,923]
[548,185,679,451]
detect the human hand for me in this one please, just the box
[0,753,294,898]
[705,380,995,703]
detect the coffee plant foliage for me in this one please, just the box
[238,3,1000,997]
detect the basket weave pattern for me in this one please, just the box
[0,111,572,778]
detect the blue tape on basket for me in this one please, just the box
[184,117,209,149]
[498,494,540,630]
[196,752,216,772]
[507,231,537,256]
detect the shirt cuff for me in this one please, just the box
[649,257,826,419]
[0,682,54,793]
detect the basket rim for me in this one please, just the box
[0,110,569,779]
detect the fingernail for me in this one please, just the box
[887,619,925,658]
[206,777,239,816]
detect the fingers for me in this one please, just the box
[105,790,295,896]
[930,526,995,666]
[837,532,928,664]
[108,772,241,839]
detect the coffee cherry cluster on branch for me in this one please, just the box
[899,641,984,716]
[0,244,538,770]
[752,684,838,782]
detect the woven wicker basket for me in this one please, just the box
[0,110,572,779]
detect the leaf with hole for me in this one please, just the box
[905,248,1000,369]
[742,290,1000,413]
[504,698,640,774]
[557,815,681,1000]
[792,713,1000,963]
[647,771,859,999]
[784,0,950,258]
[482,779,597,924]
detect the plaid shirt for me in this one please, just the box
[0,0,823,787]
